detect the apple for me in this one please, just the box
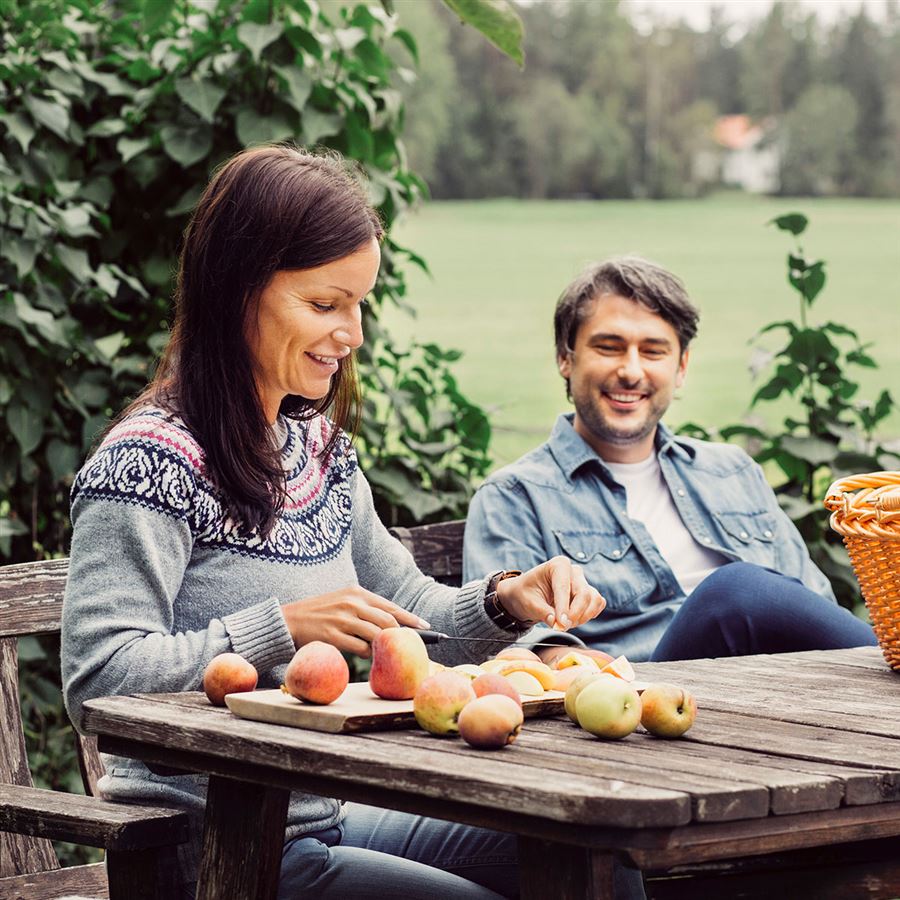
[575,677,642,740]
[640,682,697,738]
[282,641,349,705]
[494,647,542,662]
[203,653,258,706]
[451,663,486,680]
[369,627,430,700]
[504,670,545,696]
[413,671,476,735]
[471,672,523,707]
[457,694,524,749]
[564,670,612,723]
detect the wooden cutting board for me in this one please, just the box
[225,681,566,734]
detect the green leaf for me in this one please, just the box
[1,236,38,278]
[7,400,43,456]
[46,439,80,483]
[235,109,295,146]
[95,331,125,361]
[301,108,341,144]
[160,123,212,167]
[23,95,70,140]
[779,435,837,467]
[274,65,313,113]
[393,28,418,63]
[143,0,177,32]
[12,294,69,346]
[3,112,36,152]
[55,205,98,239]
[117,136,151,163]
[56,245,92,282]
[441,0,525,66]
[770,213,807,235]
[334,27,367,52]
[236,21,284,63]
[175,77,227,124]
[87,118,127,138]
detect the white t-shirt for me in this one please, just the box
[605,453,727,595]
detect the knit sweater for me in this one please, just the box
[61,405,515,879]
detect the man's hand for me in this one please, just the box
[495,557,606,631]
[281,588,430,657]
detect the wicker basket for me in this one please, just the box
[824,471,900,670]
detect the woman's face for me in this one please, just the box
[247,238,381,422]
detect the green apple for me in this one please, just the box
[564,670,615,723]
[413,671,476,736]
[575,677,641,739]
[640,682,697,738]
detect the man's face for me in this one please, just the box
[558,293,689,463]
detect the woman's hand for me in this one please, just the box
[495,558,606,631]
[281,588,431,658]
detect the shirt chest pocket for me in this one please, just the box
[553,529,654,612]
[714,511,778,565]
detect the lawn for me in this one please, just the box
[385,193,900,471]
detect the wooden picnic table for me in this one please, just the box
[80,646,900,899]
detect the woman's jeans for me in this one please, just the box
[277,802,646,899]
[651,562,877,661]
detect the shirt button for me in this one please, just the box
[740,531,749,539]
[611,549,621,558]
[702,537,712,544]
[677,489,685,497]
[576,551,586,560]
[764,530,773,538]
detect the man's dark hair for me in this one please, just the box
[121,144,383,537]
[554,256,700,362]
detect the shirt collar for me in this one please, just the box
[548,413,695,481]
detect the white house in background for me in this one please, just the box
[694,115,781,194]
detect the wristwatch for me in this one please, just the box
[483,570,530,632]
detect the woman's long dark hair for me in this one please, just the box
[124,145,383,536]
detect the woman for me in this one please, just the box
[60,145,612,899]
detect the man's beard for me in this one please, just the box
[573,380,668,447]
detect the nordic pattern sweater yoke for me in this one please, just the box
[61,406,516,860]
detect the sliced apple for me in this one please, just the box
[495,660,556,691]
[452,663,485,680]
[553,650,601,671]
[551,666,590,691]
[427,659,446,676]
[600,655,636,683]
[495,647,542,662]
[504,670,545,696]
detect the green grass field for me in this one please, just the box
[385,193,900,471]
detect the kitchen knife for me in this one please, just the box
[417,629,577,651]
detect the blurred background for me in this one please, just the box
[385,0,900,466]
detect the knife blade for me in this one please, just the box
[417,629,575,651]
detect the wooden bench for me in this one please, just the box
[0,559,189,900]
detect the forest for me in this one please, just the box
[397,0,900,199]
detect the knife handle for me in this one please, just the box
[416,629,448,645]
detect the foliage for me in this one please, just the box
[684,213,900,612]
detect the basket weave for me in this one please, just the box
[824,471,900,670]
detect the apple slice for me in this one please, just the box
[600,655,635,682]
[504,670,545,696]
[495,660,556,691]
[553,650,601,671]
[452,663,485,680]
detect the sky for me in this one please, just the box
[625,0,892,30]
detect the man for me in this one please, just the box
[463,256,876,665]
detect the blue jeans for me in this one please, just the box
[277,802,645,899]
[651,562,877,662]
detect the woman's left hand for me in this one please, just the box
[494,557,606,631]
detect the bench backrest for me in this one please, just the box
[388,519,466,587]
[0,558,105,878]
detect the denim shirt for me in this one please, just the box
[463,414,835,663]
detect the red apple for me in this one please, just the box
[203,653,258,706]
[471,673,522,708]
[282,641,349,705]
[413,671,476,735]
[640,682,697,738]
[457,694,524,749]
[369,627,430,700]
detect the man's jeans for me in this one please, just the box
[651,562,877,661]
[277,802,645,899]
